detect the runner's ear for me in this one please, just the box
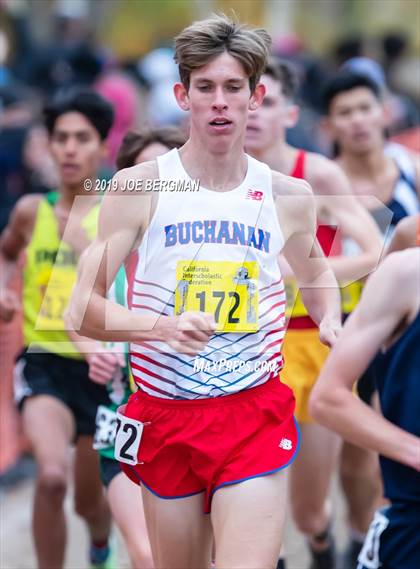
[284,104,299,129]
[249,83,265,111]
[174,83,190,111]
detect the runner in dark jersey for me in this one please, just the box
[311,248,420,569]
[323,71,420,564]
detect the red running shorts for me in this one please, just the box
[119,377,299,513]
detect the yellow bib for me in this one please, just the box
[174,260,259,333]
[284,277,363,318]
[23,193,99,358]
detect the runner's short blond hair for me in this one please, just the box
[174,14,271,93]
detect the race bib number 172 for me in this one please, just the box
[174,260,259,333]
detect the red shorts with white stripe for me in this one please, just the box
[119,377,299,513]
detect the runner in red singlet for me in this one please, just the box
[246,58,382,568]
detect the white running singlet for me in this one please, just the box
[127,149,287,399]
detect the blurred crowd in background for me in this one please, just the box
[0,0,419,479]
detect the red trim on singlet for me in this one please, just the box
[290,149,306,179]
[125,250,139,310]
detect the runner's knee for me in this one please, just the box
[37,465,68,501]
[74,491,105,521]
[292,501,328,535]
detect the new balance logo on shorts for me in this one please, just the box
[246,189,264,201]
[279,438,293,450]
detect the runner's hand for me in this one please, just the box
[87,350,125,385]
[164,311,216,356]
[0,289,21,322]
[319,319,341,348]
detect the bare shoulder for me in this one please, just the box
[0,194,44,254]
[364,249,419,309]
[271,170,315,238]
[396,215,418,237]
[12,193,44,223]
[386,248,420,286]
[272,169,312,199]
[304,153,350,196]
[113,160,159,192]
[272,169,313,216]
[98,161,158,245]
[7,194,44,240]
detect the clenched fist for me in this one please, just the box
[159,311,216,356]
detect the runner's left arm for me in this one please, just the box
[274,173,341,346]
[311,159,383,283]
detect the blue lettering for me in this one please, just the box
[165,224,177,246]
[232,222,245,246]
[178,222,191,245]
[247,226,258,249]
[216,221,235,244]
[164,220,270,251]
[191,221,203,243]
[258,229,270,252]
[204,220,216,243]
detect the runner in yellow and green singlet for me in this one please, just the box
[0,89,116,569]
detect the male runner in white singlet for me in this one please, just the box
[70,15,341,569]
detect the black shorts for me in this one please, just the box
[14,349,111,437]
[99,455,123,488]
[358,505,420,569]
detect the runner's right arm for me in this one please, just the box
[310,251,420,470]
[0,195,40,321]
[69,164,215,354]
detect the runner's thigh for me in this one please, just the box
[141,485,212,569]
[22,395,74,471]
[211,469,287,569]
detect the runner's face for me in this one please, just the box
[49,112,105,187]
[135,142,170,164]
[246,74,296,152]
[327,87,385,154]
[175,52,264,151]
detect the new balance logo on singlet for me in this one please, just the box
[246,189,264,201]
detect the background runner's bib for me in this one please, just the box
[285,277,363,318]
[127,149,286,399]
